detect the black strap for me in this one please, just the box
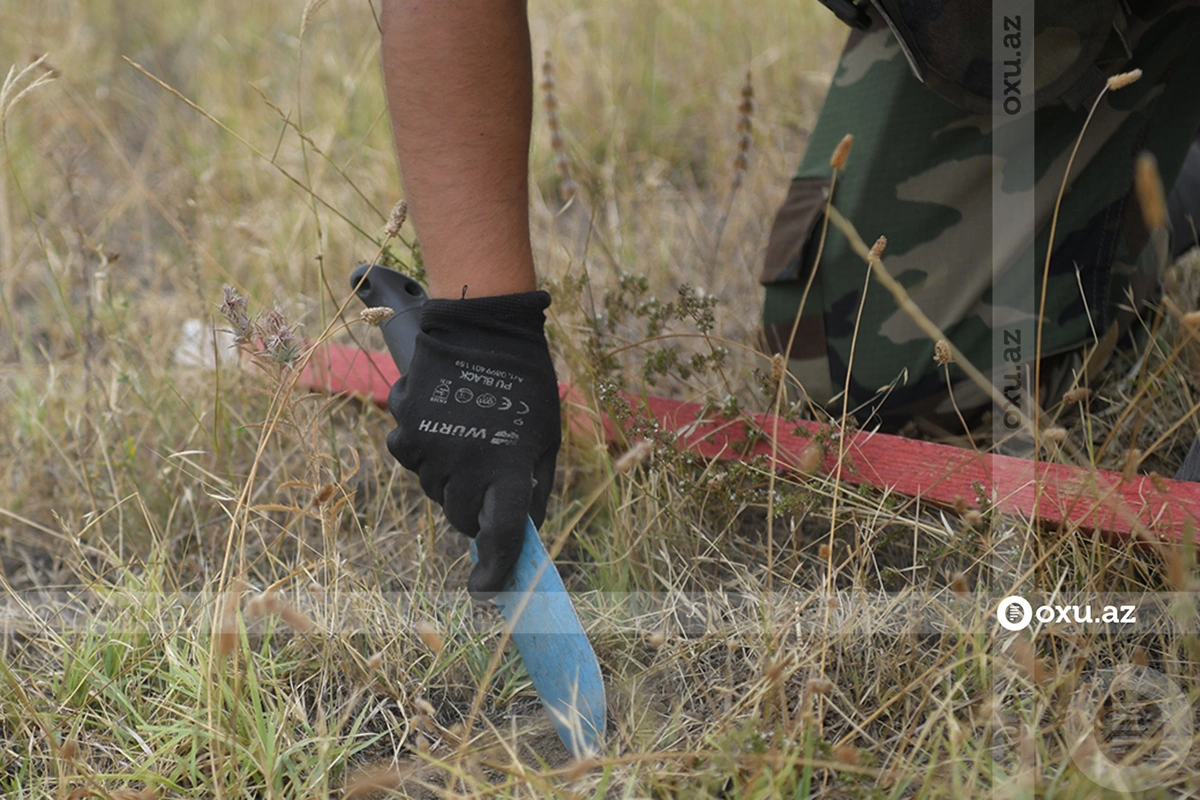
[1174,436,1200,482]
[817,0,872,31]
[1059,64,1108,112]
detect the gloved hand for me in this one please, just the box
[386,291,561,599]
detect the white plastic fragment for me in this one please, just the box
[174,319,237,368]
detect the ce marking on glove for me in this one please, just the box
[497,397,530,413]
[482,396,529,413]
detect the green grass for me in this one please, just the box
[2,0,1200,797]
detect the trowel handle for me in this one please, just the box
[349,263,429,374]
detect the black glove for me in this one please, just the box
[386,291,561,599]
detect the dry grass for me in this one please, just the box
[2,1,1200,797]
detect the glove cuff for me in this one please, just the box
[420,291,552,346]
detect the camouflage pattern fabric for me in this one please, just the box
[871,0,1118,114]
[761,1,1200,430]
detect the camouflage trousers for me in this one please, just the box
[760,2,1200,431]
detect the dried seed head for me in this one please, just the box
[806,676,834,696]
[1131,646,1149,667]
[244,593,266,620]
[1062,386,1091,404]
[933,339,952,365]
[416,620,444,654]
[797,442,824,475]
[827,595,840,609]
[313,483,336,505]
[963,509,983,528]
[384,199,408,239]
[109,790,158,800]
[414,697,436,719]
[818,543,831,559]
[1106,69,1142,91]
[1184,310,1200,327]
[952,496,969,515]
[731,70,754,187]
[770,352,786,384]
[414,733,430,754]
[1122,447,1142,482]
[559,177,578,202]
[830,133,853,170]
[765,658,786,683]
[951,572,969,598]
[299,0,329,38]
[259,591,282,615]
[868,235,887,261]
[254,307,301,367]
[215,593,240,659]
[359,306,395,326]
[219,285,252,343]
[30,52,60,78]
[737,72,754,119]
[58,739,78,761]
[542,50,576,203]
[278,602,313,634]
[366,651,383,671]
[832,744,860,765]
[976,697,998,720]
[646,630,666,648]
[615,439,653,473]
[1135,152,1167,232]
[1042,427,1068,444]
[1011,636,1036,675]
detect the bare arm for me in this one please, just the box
[380,0,536,300]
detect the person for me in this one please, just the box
[377,0,1200,596]
[760,1,1200,432]
[379,1,557,599]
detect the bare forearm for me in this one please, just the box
[381,0,536,299]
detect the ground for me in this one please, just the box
[2,0,1200,797]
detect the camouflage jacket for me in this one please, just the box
[837,0,1125,112]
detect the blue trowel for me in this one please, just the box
[350,263,605,756]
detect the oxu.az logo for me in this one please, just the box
[997,596,1136,631]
